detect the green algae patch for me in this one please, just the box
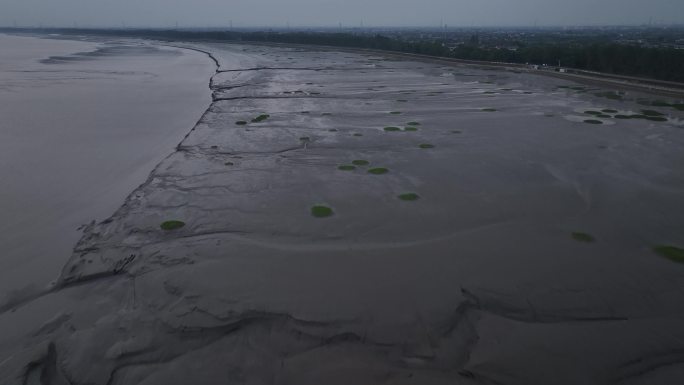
[641,110,664,117]
[419,143,435,149]
[407,122,421,126]
[571,232,595,243]
[353,133,363,137]
[481,108,497,112]
[390,111,403,115]
[161,220,185,231]
[235,121,248,125]
[338,165,356,171]
[646,116,668,122]
[584,119,603,125]
[368,167,389,175]
[654,245,684,263]
[404,126,418,131]
[398,193,420,201]
[597,114,612,118]
[352,160,369,166]
[384,126,401,132]
[251,114,270,123]
[614,115,631,119]
[311,205,334,218]
[602,109,618,113]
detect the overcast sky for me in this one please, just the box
[2,0,683,28]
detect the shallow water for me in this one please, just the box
[0,34,214,297]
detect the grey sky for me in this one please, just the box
[2,0,683,28]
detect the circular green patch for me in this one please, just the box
[160,220,185,231]
[384,126,401,132]
[584,119,603,125]
[311,205,334,218]
[404,126,418,131]
[235,121,247,125]
[646,116,668,122]
[368,167,389,175]
[338,165,356,171]
[571,232,595,243]
[602,109,618,113]
[419,143,435,149]
[641,110,664,117]
[251,114,270,123]
[390,111,402,115]
[398,193,420,201]
[653,245,684,263]
[407,122,421,126]
[352,160,369,166]
[481,108,497,112]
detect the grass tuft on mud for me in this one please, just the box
[251,114,270,123]
[311,205,334,218]
[571,232,595,243]
[653,245,684,263]
[368,167,389,175]
[398,193,420,201]
[161,220,185,231]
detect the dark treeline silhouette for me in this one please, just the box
[3,28,683,82]
[451,43,684,83]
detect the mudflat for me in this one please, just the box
[0,34,214,317]
[1,38,684,385]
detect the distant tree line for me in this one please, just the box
[4,28,683,82]
[450,42,684,83]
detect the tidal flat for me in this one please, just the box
[1,35,684,385]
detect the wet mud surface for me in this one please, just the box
[2,40,684,385]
